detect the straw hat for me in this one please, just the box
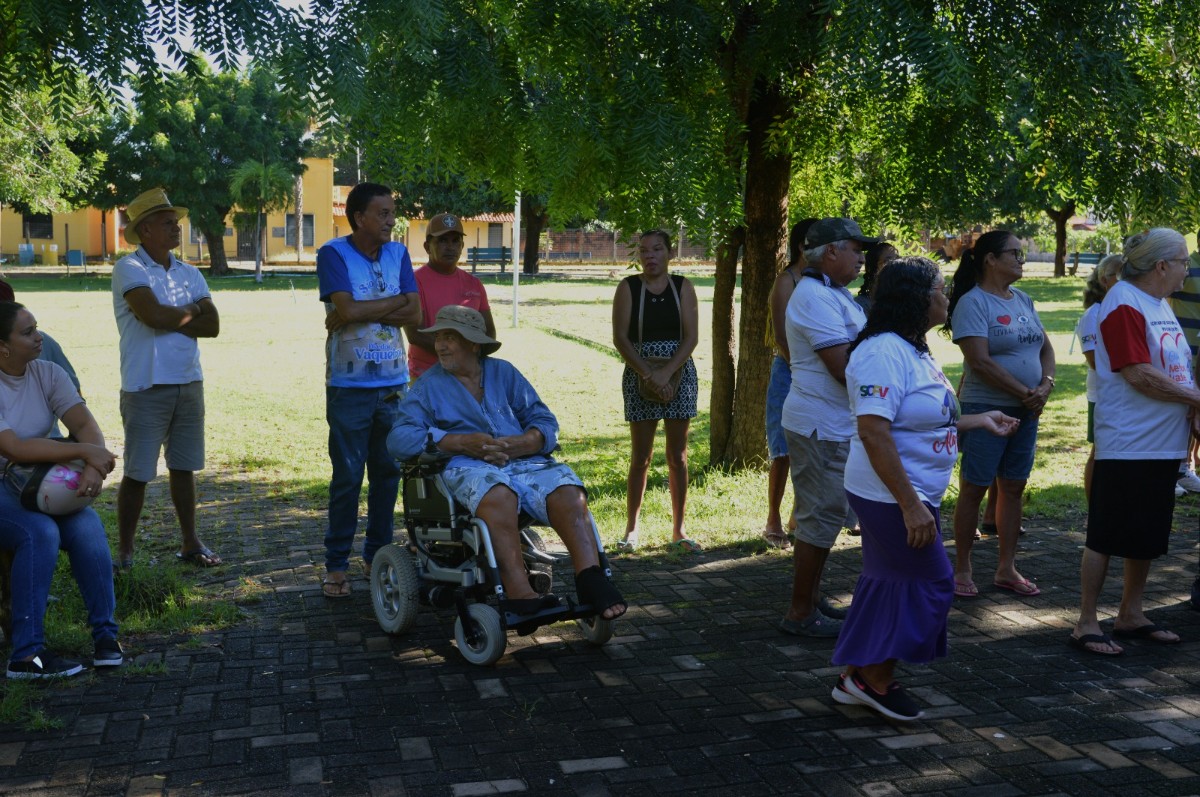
[419,306,501,355]
[123,188,188,245]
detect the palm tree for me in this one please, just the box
[230,159,294,282]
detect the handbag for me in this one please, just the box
[636,277,684,404]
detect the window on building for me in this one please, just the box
[22,213,53,239]
[285,214,315,247]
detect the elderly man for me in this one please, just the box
[317,182,422,598]
[388,306,626,621]
[112,188,221,569]
[405,212,496,380]
[779,217,878,638]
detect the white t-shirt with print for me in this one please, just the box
[1077,304,1100,402]
[781,273,866,441]
[844,333,961,506]
[1095,280,1193,460]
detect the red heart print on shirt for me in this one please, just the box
[997,315,1011,325]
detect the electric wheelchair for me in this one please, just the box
[369,452,617,666]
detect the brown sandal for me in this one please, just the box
[762,528,791,549]
[322,575,351,599]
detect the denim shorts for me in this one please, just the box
[442,458,585,525]
[958,403,1039,486]
[765,355,790,459]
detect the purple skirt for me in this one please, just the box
[832,492,954,666]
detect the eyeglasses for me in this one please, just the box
[999,248,1026,264]
[1162,257,1189,268]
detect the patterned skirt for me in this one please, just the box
[622,340,698,422]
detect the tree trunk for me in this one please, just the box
[718,79,792,468]
[522,201,548,274]
[294,172,304,260]
[1045,201,1075,278]
[709,224,743,463]
[202,221,231,276]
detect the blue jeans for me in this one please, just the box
[325,385,405,572]
[0,484,118,662]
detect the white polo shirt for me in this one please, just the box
[112,247,210,392]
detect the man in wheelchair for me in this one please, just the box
[387,306,627,622]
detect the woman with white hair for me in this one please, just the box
[1070,228,1200,656]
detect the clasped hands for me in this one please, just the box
[1021,380,1052,414]
[78,444,117,497]
[454,433,522,466]
[642,365,677,402]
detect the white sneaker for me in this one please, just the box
[1177,483,1188,498]
[1178,469,1200,493]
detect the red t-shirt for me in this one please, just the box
[409,266,492,378]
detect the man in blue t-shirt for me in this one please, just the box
[316,182,421,598]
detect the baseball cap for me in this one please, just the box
[805,217,879,248]
[426,213,465,238]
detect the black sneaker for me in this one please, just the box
[844,673,923,721]
[6,650,84,680]
[93,637,123,668]
[830,673,858,706]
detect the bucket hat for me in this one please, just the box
[419,306,501,355]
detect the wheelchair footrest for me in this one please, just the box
[505,598,602,636]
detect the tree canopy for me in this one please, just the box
[99,56,309,273]
[5,0,1200,468]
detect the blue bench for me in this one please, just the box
[467,246,512,273]
[1070,252,1103,275]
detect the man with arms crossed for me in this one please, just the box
[112,188,221,569]
[317,182,421,598]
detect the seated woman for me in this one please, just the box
[0,301,121,678]
[387,306,626,620]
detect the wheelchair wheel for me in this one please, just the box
[577,615,614,646]
[454,603,506,666]
[371,544,419,635]
[523,528,553,595]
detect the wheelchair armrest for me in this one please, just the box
[402,450,453,478]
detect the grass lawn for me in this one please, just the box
[3,266,1108,701]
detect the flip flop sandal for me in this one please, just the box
[673,538,703,553]
[762,528,791,549]
[1067,632,1123,656]
[575,565,627,619]
[993,577,1040,596]
[322,576,351,599]
[1112,624,1181,644]
[177,546,222,567]
[615,534,640,552]
[953,580,979,598]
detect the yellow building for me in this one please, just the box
[403,211,515,264]
[0,159,513,266]
[182,157,337,264]
[0,203,121,265]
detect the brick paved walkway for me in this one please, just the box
[2,484,1200,796]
